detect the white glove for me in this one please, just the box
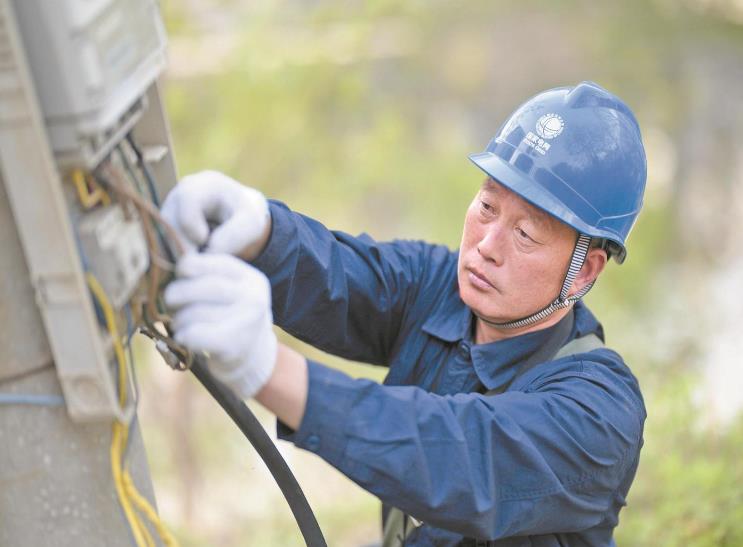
[163,253,277,400]
[161,170,270,255]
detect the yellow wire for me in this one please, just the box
[111,421,151,547]
[72,169,111,209]
[88,172,112,206]
[86,273,179,547]
[89,272,158,547]
[87,273,148,547]
[123,472,180,546]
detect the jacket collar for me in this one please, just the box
[420,283,471,342]
[420,274,603,391]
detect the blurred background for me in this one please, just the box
[133,0,743,544]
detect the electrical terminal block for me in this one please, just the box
[78,204,149,309]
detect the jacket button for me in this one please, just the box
[458,342,470,359]
[306,434,320,451]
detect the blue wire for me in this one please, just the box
[71,226,110,328]
[125,133,162,207]
[121,135,175,264]
[72,225,91,272]
[121,302,141,460]
[124,303,136,342]
[0,393,65,406]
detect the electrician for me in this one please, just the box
[161,81,647,546]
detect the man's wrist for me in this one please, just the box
[255,343,309,430]
[239,209,273,262]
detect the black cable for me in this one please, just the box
[115,143,175,265]
[125,133,163,209]
[121,139,326,545]
[189,353,327,547]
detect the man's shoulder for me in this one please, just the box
[568,302,644,405]
[377,239,459,292]
[524,341,637,389]
[516,346,646,432]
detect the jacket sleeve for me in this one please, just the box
[279,355,645,539]
[252,200,450,365]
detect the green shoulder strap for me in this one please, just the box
[553,332,604,360]
[382,506,420,547]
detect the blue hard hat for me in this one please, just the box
[469,81,647,263]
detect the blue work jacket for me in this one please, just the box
[253,200,646,546]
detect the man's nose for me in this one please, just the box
[477,224,506,266]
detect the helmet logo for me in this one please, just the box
[536,113,564,139]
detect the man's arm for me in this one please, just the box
[161,172,447,366]
[250,200,448,365]
[258,347,644,540]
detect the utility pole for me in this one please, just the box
[0,1,173,544]
[0,217,159,545]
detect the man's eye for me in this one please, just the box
[480,201,494,213]
[516,227,533,241]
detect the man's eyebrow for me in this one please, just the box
[481,178,498,191]
[521,203,550,229]
[481,178,550,228]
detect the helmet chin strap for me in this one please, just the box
[477,234,594,330]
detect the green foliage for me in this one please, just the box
[617,375,743,546]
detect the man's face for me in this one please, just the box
[457,178,577,325]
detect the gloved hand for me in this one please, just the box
[160,170,270,256]
[163,253,277,400]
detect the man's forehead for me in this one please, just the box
[480,178,553,227]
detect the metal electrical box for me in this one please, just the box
[11,0,167,166]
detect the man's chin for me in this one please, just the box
[464,295,530,326]
[471,308,509,326]
[460,287,504,319]
[463,299,509,325]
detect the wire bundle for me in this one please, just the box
[72,138,183,546]
[76,135,326,547]
[86,272,178,547]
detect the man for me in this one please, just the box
[161,81,647,545]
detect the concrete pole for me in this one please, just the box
[0,1,163,544]
[0,162,162,547]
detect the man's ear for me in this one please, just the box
[570,247,607,295]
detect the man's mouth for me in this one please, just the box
[466,266,497,292]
